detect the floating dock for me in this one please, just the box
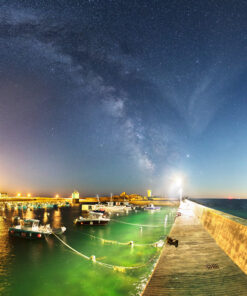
[142,201,247,296]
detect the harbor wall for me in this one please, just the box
[130,200,179,206]
[187,200,247,275]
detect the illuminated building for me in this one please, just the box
[0,192,8,198]
[72,190,80,203]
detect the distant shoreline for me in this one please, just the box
[0,196,180,206]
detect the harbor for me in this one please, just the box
[0,196,247,295]
[0,198,177,296]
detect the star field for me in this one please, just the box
[1,0,247,197]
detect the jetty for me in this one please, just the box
[142,201,247,296]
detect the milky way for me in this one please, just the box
[1,1,247,197]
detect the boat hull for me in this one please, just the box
[9,228,48,239]
[75,220,109,226]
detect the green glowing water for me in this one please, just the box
[0,205,177,296]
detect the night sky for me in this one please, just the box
[1,0,247,197]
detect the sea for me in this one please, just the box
[0,205,177,296]
[191,198,247,219]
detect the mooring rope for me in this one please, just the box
[110,218,164,228]
[52,233,159,272]
[53,233,91,260]
[82,232,165,247]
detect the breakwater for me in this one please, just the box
[142,201,247,295]
[187,200,247,275]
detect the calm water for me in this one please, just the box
[0,205,177,296]
[191,198,247,219]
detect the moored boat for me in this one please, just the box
[144,204,161,210]
[9,218,66,239]
[74,212,110,225]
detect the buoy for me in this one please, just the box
[113,266,126,273]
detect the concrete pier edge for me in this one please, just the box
[141,200,247,296]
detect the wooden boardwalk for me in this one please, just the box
[142,203,247,296]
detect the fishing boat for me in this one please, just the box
[9,218,66,239]
[92,209,106,214]
[144,204,161,210]
[95,202,131,213]
[74,212,110,225]
[132,205,145,211]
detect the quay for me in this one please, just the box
[142,201,247,296]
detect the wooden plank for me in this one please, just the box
[142,204,247,296]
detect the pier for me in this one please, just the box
[142,201,247,296]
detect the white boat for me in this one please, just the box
[82,202,131,213]
[74,212,110,225]
[9,218,66,239]
[144,204,161,210]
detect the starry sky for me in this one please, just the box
[1,0,247,197]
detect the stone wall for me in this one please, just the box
[187,200,247,275]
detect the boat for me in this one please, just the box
[132,205,145,211]
[144,204,161,210]
[81,202,132,214]
[9,218,66,239]
[92,209,106,214]
[74,212,110,225]
[94,202,131,213]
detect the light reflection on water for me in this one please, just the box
[0,204,177,296]
[0,217,13,294]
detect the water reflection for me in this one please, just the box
[43,211,49,224]
[0,203,177,296]
[52,209,62,228]
[25,208,35,220]
[0,216,13,294]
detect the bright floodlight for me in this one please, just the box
[56,194,59,198]
[175,177,182,187]
[174,176,183,204]
[27,193,31,197]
